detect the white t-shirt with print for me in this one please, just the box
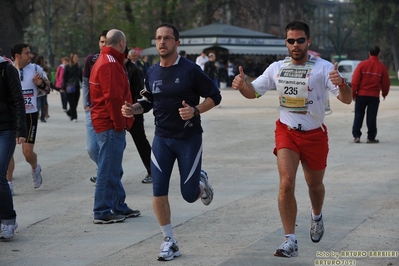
[251,56,340,130]
[17,63,45,114]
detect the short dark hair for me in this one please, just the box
[10,43,29,58]
[179,50,186,56]
[157,23,179,41]
[285,20,310,38]
[369,46,380,56]
[99,30,109,41]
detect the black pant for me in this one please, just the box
[128,114,151,175]
[352,95,380,140]
[60,90,68,110]
[66,89,80,120]
[227,75,235,87]
[0,130,17,221]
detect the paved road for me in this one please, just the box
[1,88,398,266]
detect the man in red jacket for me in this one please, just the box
[351,46,390,144]
[89,29,140,224]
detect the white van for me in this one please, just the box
[337,60,361,85]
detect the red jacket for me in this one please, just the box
[89,46,134,133]
[55,64,65,89]
[351,55,390,99]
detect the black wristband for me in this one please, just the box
[193,106,200,116]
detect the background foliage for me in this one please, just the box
[4,0,398,72]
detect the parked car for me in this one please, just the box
[337,60,361,86]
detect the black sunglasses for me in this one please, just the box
[286,38,307,45]
[19,69,23,81]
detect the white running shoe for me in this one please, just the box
[199,170,214,206]
[310,212,324,243]
[0,222,18,239]
[274,238,298,258]
[32,164,42,189]
[157,237,181,261]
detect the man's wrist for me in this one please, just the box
[192,106,200,116]
[239,80,246,90]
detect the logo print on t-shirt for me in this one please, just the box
[152,80,162,94]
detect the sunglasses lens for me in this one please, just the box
[297,38,306,44]
[286,38,306,44]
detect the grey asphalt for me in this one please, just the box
[1,88,398,266]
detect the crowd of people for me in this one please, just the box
[0,20,391,262]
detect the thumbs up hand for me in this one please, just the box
[329,62,344,86]
[232,66,246,90]
[179,100,194,120]
[121,101,134,118]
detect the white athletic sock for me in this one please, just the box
[160,224,174,242]
[312,211,322,221]
[285,234,296,242]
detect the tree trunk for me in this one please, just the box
[391,33,399,76]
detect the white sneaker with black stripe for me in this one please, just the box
[310,212,324,243]
[199,170,214,206]
[274,238,298,258]
[157,237,181,261]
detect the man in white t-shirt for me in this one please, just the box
[232,20,352,258]
[7,43,46,192]
[195,51,208,71]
